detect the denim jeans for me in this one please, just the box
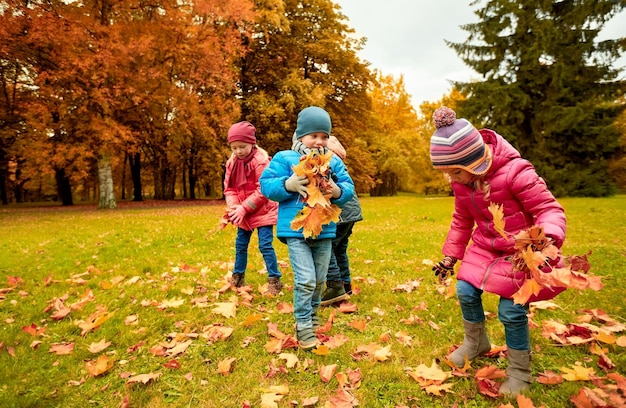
[234,226,280,279]
[286,237,332,328]
[327,221,355,282]
[456,279,530,350]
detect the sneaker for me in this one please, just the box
[344,282,352,295]
[320,281,349,306]
[230,273,245,288]
[296,325,319,350]
[267,277,283,296]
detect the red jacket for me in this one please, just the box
[443,129,566,302]
[224,147,278,231]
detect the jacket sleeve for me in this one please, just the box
[508,160,566,247]
[223,157,240,207]
[241,155,272,213]
[442,187,475,259]
[329,156,355,206]
[260,152,294,203]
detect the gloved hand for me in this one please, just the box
[328,178,341,198]
[433,256,457,283]
[285,173,309,197]
[228,205,246,226]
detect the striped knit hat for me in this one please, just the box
[429,106,490,175]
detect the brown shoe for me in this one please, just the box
[267,277,283,295]
[230,273,245,288]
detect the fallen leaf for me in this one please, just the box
[88,338,111,353]
[217,357,236,376]
[85,354,114,376]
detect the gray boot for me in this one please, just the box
[500,349,532,395]
[320,280,348,306]
[448,319,492,367]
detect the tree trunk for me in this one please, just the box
[0,168,7,205]
[188,155,196,199]
[369,171,398,196]
[153,159,176,200]
[97,155,117,209]
[55,167,73,206]
[121,152,127,200]
[129,152,143,201]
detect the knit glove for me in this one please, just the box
[285,174,309,197]
[228,205,246,226]
[328,178,341,198]
[433,256,457,283]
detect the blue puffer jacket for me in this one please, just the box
[260,150,355,240]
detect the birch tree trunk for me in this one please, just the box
[98,155,116,209]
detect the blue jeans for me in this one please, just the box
[327,221,355,282]
[456,279,530,350]
[286,237,332,328]
[233,226,280,279]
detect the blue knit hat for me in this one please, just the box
[294,106,331,139]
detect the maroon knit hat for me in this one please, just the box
[429,107,490,175]
[227,121,256,145]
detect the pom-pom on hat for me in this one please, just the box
[228,121,256,145]
[294,106,332,139]
[429,106,491,175]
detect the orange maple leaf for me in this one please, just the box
[290,203,341,239]
[512,278,544,305]
[217,357,236,376]
[85,354,114,376]
[22,323,46,336]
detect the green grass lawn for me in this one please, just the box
[0,195,624,408]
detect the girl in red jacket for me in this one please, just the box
[429,107,566,395]
[224,121,282,295]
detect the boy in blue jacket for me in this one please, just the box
[260,106,355,349]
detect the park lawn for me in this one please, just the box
[0,194,624,408]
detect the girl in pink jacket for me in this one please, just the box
[224,121,282,295]
[429,107,566,395]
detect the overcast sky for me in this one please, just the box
[334,0,626,109]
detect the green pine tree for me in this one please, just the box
[448,0,626,196]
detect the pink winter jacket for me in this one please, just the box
[224,147,278,231]
[442,129,567,302]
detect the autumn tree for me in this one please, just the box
[238,0,376,193]
[1,0,254,205]
[362,72,422,196]
[449,0,626,196]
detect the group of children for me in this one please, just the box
[222,105,567,395]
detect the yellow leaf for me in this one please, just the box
[212,302,237,318]
[217,357,236,376]
[560,364,595,381]
[488,202,508,240]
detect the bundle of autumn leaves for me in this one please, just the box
[289,151,341,238]
[488,202,601,304]
[220,151,340,238]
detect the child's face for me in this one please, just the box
[230,141,253,159]
[300,132,329,149]
[443,168,475,185]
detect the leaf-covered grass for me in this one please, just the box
[0,195,624,407]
